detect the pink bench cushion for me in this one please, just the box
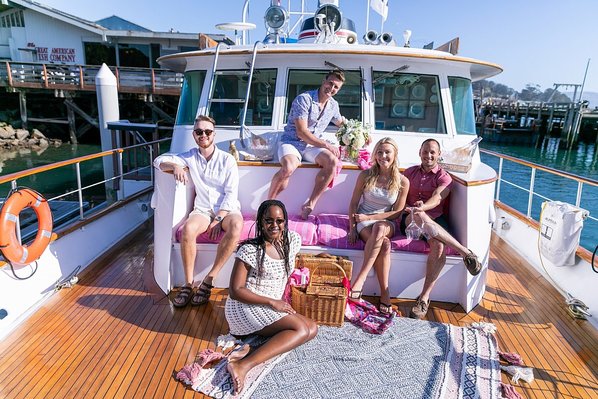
[316,213,365,250]
[175,215,319,246]
[316,213,459,255]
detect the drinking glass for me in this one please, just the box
[405,208,423,240]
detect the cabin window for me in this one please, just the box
[373,72,446,134]
[175,70,207,125]
[208,68,277,126]
[285,69,362,122]
[448,77,476,135]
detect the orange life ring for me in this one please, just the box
[0,188,53,265]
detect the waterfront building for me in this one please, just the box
[0,0,232,68]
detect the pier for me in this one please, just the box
[0,61,182,144]
[477,100,594,146]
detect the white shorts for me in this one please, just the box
[356,219,396,235]
[278,143,326,163]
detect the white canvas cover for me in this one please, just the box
[539,201,589,266]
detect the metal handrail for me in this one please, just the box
[481,149,597,226]
[205,42,227,114]
[0,138,170,232]
[482,149,598,186]
[240,41,266,147]
[0,138,170,185]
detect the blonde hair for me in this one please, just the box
[364,137,402,194]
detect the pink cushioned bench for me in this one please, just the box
[175,215,319,246]
[175,213,458,256]
[316,214,459,255]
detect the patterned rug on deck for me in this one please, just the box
[181,317,500,399]
[251,317,500,399]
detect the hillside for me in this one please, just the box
[566,91,598,108]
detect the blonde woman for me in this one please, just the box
[347,137,409,314]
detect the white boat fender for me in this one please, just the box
[538,201,589,267]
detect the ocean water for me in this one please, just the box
[0,144,103,200]
[480,138,597,252]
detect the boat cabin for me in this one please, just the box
[152,0,502,312]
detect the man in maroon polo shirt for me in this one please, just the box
[401,138,481,319]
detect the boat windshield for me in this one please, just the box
[207,68,278,126]
[373,72,446,134]
[448,76,476,135]
[285,69,363,122]
[175,70,206,125]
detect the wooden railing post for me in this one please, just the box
[79,65,84,89]
[42,63,49,88]
[6,61,13,87]
[114,67,120,90]
[151,68,156,94]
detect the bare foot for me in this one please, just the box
[300,204,313,220]
[228,344,250,362]
[227,360,247,395]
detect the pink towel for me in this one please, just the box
[283,267,310,303]
[357,149,371,170]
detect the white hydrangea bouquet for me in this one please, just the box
[336,119,371,161]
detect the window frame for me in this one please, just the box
[372,71,447,135]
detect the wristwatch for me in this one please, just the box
[214,215,224,223]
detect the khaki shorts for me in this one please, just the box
[278,143,327,163]
[189,208,242,223]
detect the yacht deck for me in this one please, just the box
[0,224,596,399]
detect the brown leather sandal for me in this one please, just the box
[379,303,393,315]
[172,285,194,308]
[191,280,213,306]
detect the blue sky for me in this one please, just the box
[39,0,598,94]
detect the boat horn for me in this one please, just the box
[364,30,379,45]
[380,32,395,45]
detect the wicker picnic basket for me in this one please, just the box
[291,256,351,327]
[295,253,353,281]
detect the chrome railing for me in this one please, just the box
[481,149,597,251]
[0,137,171,237]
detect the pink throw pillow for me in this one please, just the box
[316,214,365,250]
[175,215,318,246]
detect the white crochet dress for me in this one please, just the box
[225,231,301,335]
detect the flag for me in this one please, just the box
[370,0,389,21]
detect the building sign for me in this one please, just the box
[35,47,76,63]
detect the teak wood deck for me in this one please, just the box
[0,225,597,399]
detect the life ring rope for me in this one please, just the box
[0,187,53,268]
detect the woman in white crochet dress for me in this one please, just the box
[225,199,317,394]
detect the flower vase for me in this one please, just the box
[340,146,358,162]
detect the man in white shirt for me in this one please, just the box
[158,115,243,307]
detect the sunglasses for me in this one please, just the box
[264,218,286,225]
[193,128,214,137]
